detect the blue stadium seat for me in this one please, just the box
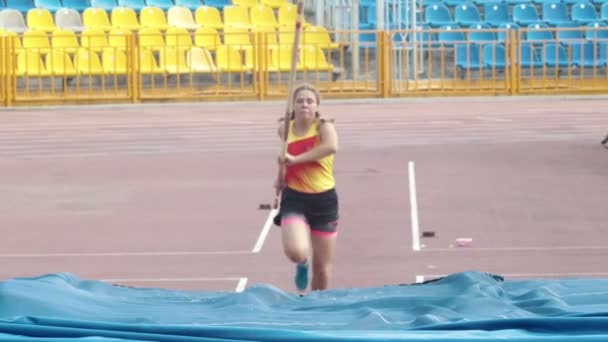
[570,40,604,67]
[203,0,230,10]
[424,4,452,28]
[586,21,608,40]
[437,24,465,46]
[469,23,496,42]
[454,2,480,27]
[541,42,569,67]
[526,23,554,42]
[599,41,608,64]
[61,0,91,12]
[145,0,173,11]
[520,41,543,67]
[571,2,601,25]
[497,22,521,42]
[34,0,61,13]
[484,2,509,27]
[117,0,145,12]
[513,3,544,26]
[482,43,507,69]
[455,42,484,70]
[555,22,584,42]
[601,3,608,22]
[5,0,34,14]
[542,1,571,26]
[90,0,116,12]
[174,0,200,11]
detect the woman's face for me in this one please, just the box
[293,89,318,121]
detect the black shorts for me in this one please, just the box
[273,187,339,234]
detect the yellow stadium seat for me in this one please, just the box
[22,29,51,54]
[0,29,23,54]
[187,47,217,73]
[139,49,164,74]
[81,27,108,53]
[300,44,333,71]
[111,7,140,31]
[223,26,251,49]
[232,0,257,8]
[45,49,78,76]
[250,4,278,29]
[268,45,303,72]
[277,2,310,28]
[138,27,164,52]
[75,48,104,75]
[102,49,128,75]
[159,46,191,73]
[82,8,113,31]
[216,44,251,72]
[194,27,222,51]
[51,28,80,54]
[261,0,285,9]
[303,25,340,50]
[278,26,295,46]
[164,26,193,50]
[107,27,130,51]
[223,5,251,29]
[139,6,170,31]
[16,50,50,76]
[167,6,200,30]
[26,8,56,33]
[194,6,223,30]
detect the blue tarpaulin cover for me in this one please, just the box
[1,271,608,341]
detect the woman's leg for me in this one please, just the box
[280,214,310,264]
[310,229,337,291]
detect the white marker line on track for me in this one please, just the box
[252,208,278,253]
[235,277,248,292]
[408,161,421,252]
[0,250,251,258]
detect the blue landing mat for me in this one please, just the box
[1,271,608,341]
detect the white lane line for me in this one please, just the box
[235,277,248,292]
[252,208,278,253]
[415,275,425,283]
[408,161,421,252]
[0,250,251,258]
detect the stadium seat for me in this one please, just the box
[204,0,230,9]
[268,45,304,72]
[232,0,257,7]
[300,44,333,71]
[111,6,140,30]
[55,8,86,33]
[455,43,484,70]
[107,27,129,51]
[45,49,78,75]
[139,6,169,30]
[174,0,201,11]
[482,43,507,69]
[75,48,104,74]
[194,27,221,51]
[454,2,481,27]
[215,44,251,72]
[83,8,113,31]
[484,3,509,28]
[555,22,584,42]
[187,46,217,72]
[138,26,164,51]
[164,26,193,50]
[223,5,251,29]
[598,41,608,65]
[139,48,165,73]
[303,25,340,50]
[571,2,600,25]
[600,3,608,21]
[167,6,200,30]
[250,4,279,29]
[145,0,173,11]
[117,0,146,12]
[102,49,128,74]
[22,29,51,54]
[497,22,520,42]
[542,2,570,26]
[519,41,543,68]
[51,28,80,54]
[526,23,553,42]
[61,0,91,13]
[424,4,452,28]
[541,42,569,67]
[570,40,603,67]
[26,8,56,33]
[0,9,28,33]
[194,5,223,30]
[159,46,190,73]
[223,26,252,49]
[81,27,109,52]
[468,23,496,42]
[277,2,310,28]
[34,0,62,14]
[16,50,49,76]
[5,0,34,14]
[91,0,118,12]
[437,24,465,47]
[261,0,285,9]
[513,3,544,26]
[585,21,608,40]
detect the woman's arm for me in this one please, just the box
[288,121,338,165]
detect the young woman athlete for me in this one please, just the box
[273,83,340,293]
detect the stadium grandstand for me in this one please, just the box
[1,0,608,105]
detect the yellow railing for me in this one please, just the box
[1,25,608,106]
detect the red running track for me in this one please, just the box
[0,96,607,293]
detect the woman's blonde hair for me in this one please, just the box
[278,83,334,123]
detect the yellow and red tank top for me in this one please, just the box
[284,119,335,193]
